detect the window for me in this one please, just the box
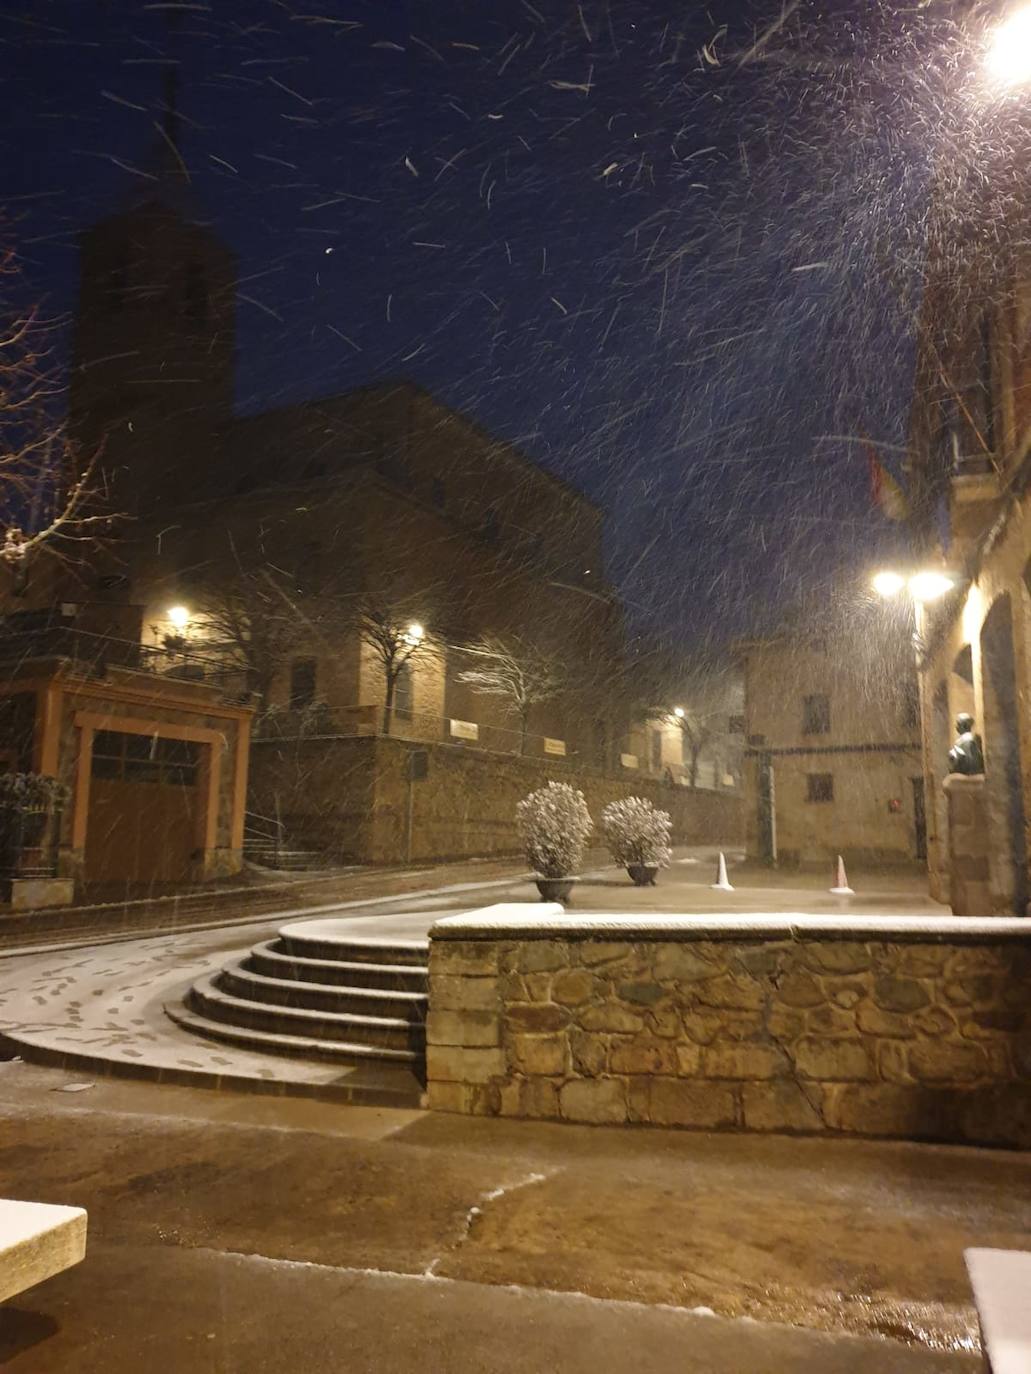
[91,731,199,786]
[650,730,662,771]
[728,715,745,735]
[806,773,834,803]
[802,694,830,735]
[289,658,317,709]
[394,662,413,718]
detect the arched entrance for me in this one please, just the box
[980,595,1028,913]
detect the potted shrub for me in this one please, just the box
[600,796,672,886]
[516,780,592,903]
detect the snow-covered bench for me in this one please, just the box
[965,1248,1031,1373]
[0,1200,87,1303]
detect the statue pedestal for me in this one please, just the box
[942,774,992,916]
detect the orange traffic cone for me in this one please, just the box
[711,851,734,892]
[830,855,854,895]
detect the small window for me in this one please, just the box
[394,661,413,718]
[728,715,745,734]
[806,773,834,803]
[289,658,317,709]
[802,694,831,735]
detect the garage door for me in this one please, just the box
[84,730,201,884]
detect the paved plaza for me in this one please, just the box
[1,852,1004,1371]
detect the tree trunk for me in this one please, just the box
[519,704,529,756]
[690,744,701,789]
[384,673,395,738]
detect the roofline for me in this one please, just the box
[237,378,602,515]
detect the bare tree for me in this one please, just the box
[356,594,433,734]
[193,568,309,707]
[456,634,564,755]
[669,706,719,789]
[0,243,111,589]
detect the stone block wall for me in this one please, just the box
[250,735,743,864]
[427,916,1031,1149]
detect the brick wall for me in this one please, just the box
[249,735,743,864]
[427,916,1031,1148]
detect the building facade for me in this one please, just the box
[739,630,923,867]
[907,164,1031,913]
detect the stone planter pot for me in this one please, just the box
[626,864,659,887]
[535,877,576,903]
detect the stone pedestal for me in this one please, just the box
[942,774,992,916]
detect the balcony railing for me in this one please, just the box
[0,624,251,702]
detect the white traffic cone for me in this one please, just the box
[830,855,854,895]
[711,851,735,891]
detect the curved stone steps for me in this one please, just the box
[188,975,424,1053]
[277,928,429,966]
[247,940,428,991]
[165,1000,424,1088]
[222,958,427,1021]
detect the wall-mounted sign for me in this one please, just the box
[449,719,479,741]
[543,737,566,756]
[620,753,639,769]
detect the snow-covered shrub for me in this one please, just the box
[516,780,592,878]
[600,797,672,868]
[0,772,69,812]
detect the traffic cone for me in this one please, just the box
[830,855,854,895]
[711,851,734,891]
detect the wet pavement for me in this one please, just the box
[0,1061,1023,1369]
[0,853,990,1371]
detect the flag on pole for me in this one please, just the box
[864,438,910,522]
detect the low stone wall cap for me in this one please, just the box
[429,904,1031,944]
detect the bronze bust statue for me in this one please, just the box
[948,712,985,776]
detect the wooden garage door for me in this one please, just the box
[84,731,201,884]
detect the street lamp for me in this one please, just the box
[167,605,191,630]
[871,570,955,603]
[986,5,1031,86]
[673,706,685,719]
[404,621,425,646]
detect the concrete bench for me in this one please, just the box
[0,1199,87,1303]
[965,1248,1031,1373]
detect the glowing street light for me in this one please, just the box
[870,569,955,603]
[908,570,955,603]
[673,706,686,719]
[403,622,425,646]
[986,5,1031,86]
[871,570,906,598]
[167,604,191,630]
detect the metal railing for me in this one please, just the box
[0,625,251,703]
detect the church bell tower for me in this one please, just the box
[69,72,236,516]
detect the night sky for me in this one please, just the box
[4,0,989,646]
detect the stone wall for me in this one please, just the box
[250,735,743,864]
[427,911,1031,1149]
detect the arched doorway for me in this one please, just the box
[980,595,1028,913]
